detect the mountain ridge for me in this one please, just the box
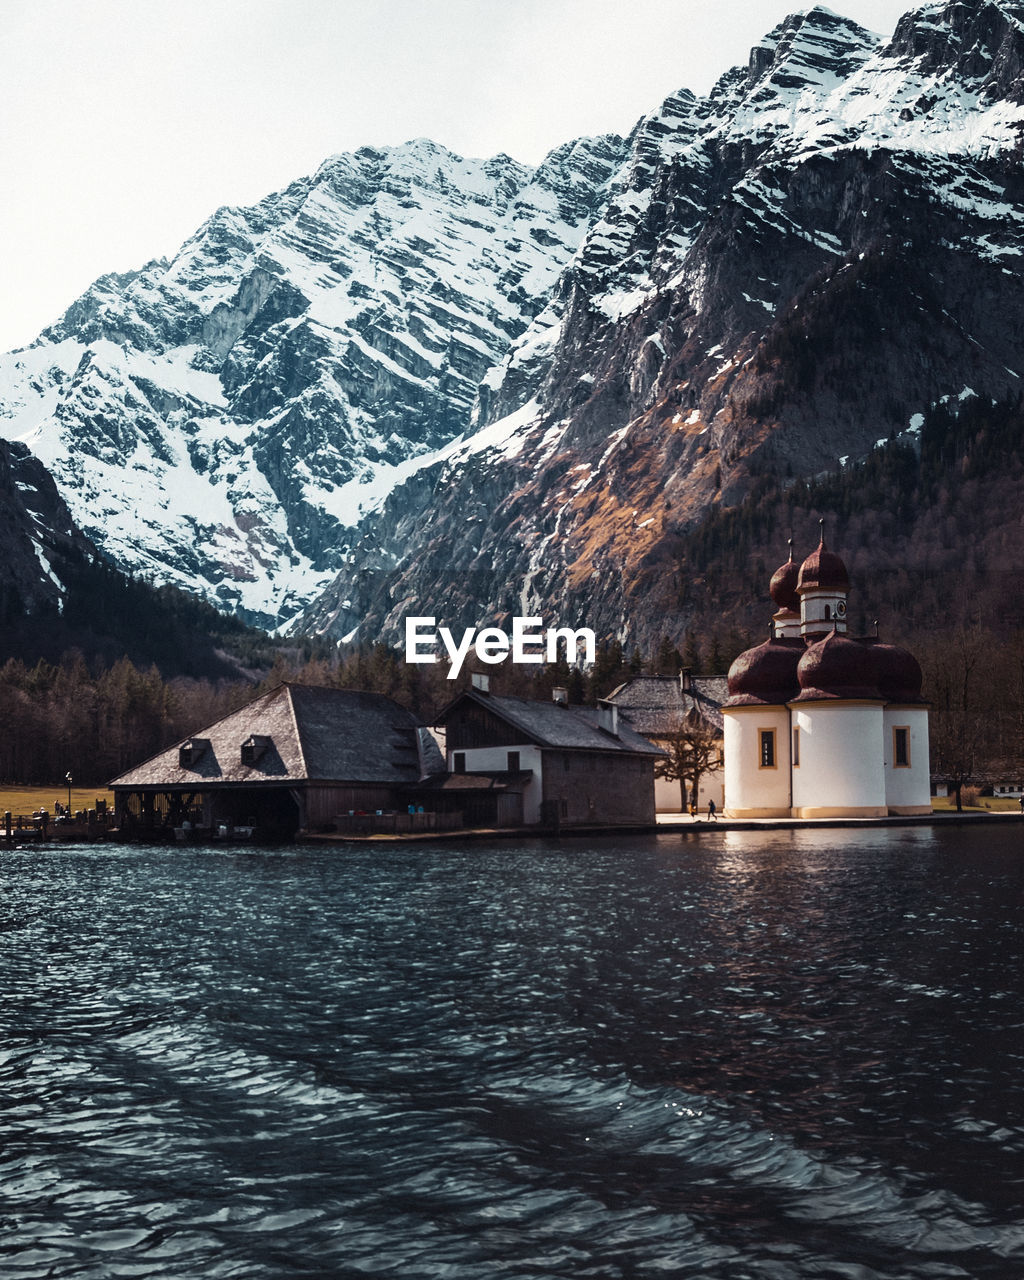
[4,0,1024,656]
[1,132,627,628]
[299,0,1024,651]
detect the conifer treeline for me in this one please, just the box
[0,656,246,786]
[0,639,706,787]
[1,623,1020,790]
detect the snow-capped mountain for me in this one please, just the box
[0,135,627,628]
[5,0,1024,653]
[302,0,1024,650]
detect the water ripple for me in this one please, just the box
[1,828,1023,1278]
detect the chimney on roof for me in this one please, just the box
[680,667,693,693]
[471,672,490,694]
[597,699,619,737]
[552,686,568,706]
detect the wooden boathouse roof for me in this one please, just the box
[109,683,428,789]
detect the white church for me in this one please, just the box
[723,524,931,818]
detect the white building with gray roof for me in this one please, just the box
[606,672,727,813]
[436,681,663,827]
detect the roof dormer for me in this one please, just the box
[240,734,271,766]
[179,738,211,768]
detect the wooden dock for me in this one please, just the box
[2,808,114,845]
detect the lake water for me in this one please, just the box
[2,824,1023,1279]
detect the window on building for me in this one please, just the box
[792,725,800,767]
[453,752,466,774]
[507,750,520,772]
[893,727,910,768]
[759,729,776,770]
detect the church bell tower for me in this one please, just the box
[797,520,850,639]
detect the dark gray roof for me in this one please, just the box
[440,690,663,756]
[110,683,424,789]
[606,675,728,735]
[416,727,446,777]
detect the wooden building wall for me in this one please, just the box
[445,702,533,751]
[541,751,656,825]
[304,784,406,826]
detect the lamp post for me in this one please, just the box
[65,771,72,818]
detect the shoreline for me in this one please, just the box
[3,810,1020,849]
[300,809,1024,844]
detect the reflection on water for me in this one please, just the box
[1,826,1023,1278]
[716,823,940,854]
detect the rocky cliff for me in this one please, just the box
[5,0,1024,656]
[0,135,627,629]
[302,0,1024,652]
[0,438,99,621]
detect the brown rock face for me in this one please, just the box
[301,1,1024,652]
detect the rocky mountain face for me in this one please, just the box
[5,0,1024,657]
[0,438,99,621]
[302,0,1024,652]
[0,135,627,629]
[0,437,269,677]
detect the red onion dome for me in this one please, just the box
[726,637,804,706]
[769,543,801,612]
[793,631,882,701]
[797,532,850,595]
[869,641,925,703]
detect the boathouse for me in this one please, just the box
[434,681,663,827]
[110,683,440,839]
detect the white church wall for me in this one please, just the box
[790,702,887,818]
[724,706,791,817]
[883,706,932,814]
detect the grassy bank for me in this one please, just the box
[0,786,115,817]
[931,796,1022,813]
[2,787,1018,820]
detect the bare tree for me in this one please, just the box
[655,710,722,811]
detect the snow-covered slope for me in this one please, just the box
[301,0,1024,649]
[0,135,626,627]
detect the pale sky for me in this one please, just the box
[1,0,913,354]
